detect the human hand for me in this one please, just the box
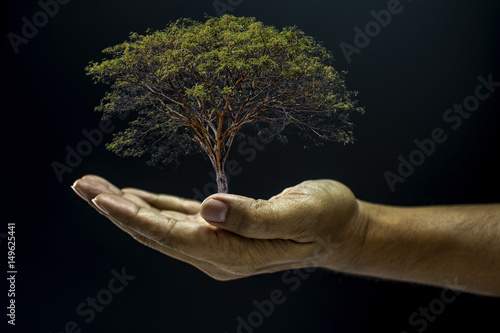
[71,175,367,280]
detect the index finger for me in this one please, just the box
[122,188,201,215]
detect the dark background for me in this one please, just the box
[2,0,500,332]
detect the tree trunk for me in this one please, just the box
[215,168,229,193]
[211,156,229,193]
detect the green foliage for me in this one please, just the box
[86,14,364,171]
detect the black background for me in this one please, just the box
[2,0,500,332]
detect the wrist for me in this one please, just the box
[319,198,372,273]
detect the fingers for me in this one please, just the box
[92,193,313,275]
[71,176,244,280]
[122,188,201,214]
[72,176,156,219]
[200,192,316,240]
[90,198,245,281]
[72,175,199,216]
[71,175,122,202]
[92,193,214,256]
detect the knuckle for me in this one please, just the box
[149,215,178,249]
[248,199,267,220]
[231,199,266,235]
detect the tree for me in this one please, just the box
[86,15,364,193]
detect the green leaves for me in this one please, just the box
[87,14,364,171]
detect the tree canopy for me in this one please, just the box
[86,15,364,193]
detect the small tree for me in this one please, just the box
[87,15,364,193]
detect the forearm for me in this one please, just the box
[341,201,500,296]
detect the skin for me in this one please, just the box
[72,175,500,297]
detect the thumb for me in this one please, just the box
[200,192,309,240]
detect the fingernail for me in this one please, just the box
[71,184,84,198]
[92,198,109,215]
[201,199,228,223]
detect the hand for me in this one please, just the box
[71,175,366,280]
